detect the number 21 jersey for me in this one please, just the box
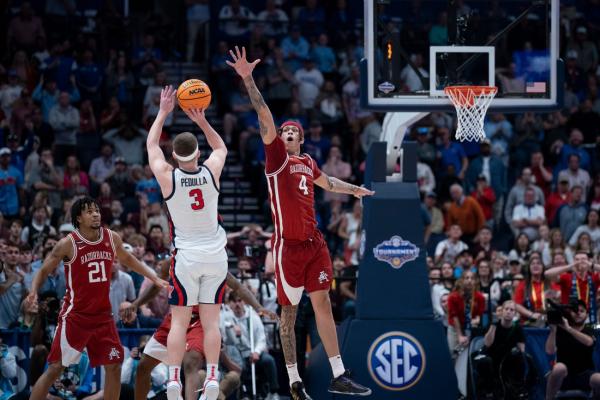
[165,165,226,259]
[265,136,321,242]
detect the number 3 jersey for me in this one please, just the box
[61,227,116,318]
[164,165,227,261]
[265,136,322,242]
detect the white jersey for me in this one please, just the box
[165,165,227,261]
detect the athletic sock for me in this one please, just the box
[286,363,302,386]
[168,365,181,384]
[206,363,220,381]
[329,355,345,379]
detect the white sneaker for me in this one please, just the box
[166,380,182,400]
[199,378,219,400]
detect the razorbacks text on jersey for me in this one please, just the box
[265,136,321,242]
[164,165,227,260]
[61,227,116,318]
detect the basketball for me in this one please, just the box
[176,79,211,110]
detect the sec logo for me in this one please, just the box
[367,331,426,391]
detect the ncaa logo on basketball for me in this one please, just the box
[368,331,426,391]
[189,87,205,95]
[373,235,419,269]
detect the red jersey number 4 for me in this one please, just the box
[189,189,205,210]
[299,175,309,195]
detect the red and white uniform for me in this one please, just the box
[143,305,204,363]
[48,228,124,367]
[265,136,333,306]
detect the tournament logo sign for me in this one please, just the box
[368,331,426,391]
[373,236,419,269]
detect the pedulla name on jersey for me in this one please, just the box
[80,251,113,264]
[181,176,208,187]
[289,163,313,177]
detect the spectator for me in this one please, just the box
[359,114,382,155]
[48,351,96,399]
[136,165,161,205]
[437,127,468,179]
[447,271,485,356]
[26,148,62,213]
[567,100,600,145]
[558,154,591,194]
[76,49,103,102]
[400,54,428,91]
[89,143,116,187]
[5,220,24,247]
[511,187,546,240]
[415,128,436,166]
[435,224,469,265]
[504,167,545,227]
[311,34,337,78]
[103,113,147,165]
[529,150,553,198]
[0,70,24,119]
[0,242,26,329]
[132,33,163,71]
[297,0,326,38]
[221,293,279,399]
[417,160,436,196]
[545,300,600,399]
[568,209,600,253]
[556,186,588,241]
[294,58,324,111]
[321,145,352,204]
[546,175,571,224]
[566,26,599,75]
[264,47,294,117]
[0,147,25,219]
[429,12,448,45]
[227,224,270,269]
[218,0,255,40]
[303,120,330,166]
[281,25,310,72]
[147,225,168,256]
[465,139,506,218]
[109,261,136,322]
[508,234,532,267]
[513,254,553,325]
[470,227,495,262]
[447,184,485,243]
[484,113,514,164]
[99,97,122,132]
[138,256,170,322]
[7,2,45,52]
[48,91,79,164]
[104,53,135,107]
[63,155,90,193]
[256,0,289,37]
[546,251,600,311]
[120,335,167,397]
[470,175,496,228]
[21,205,56,250]
[556,129,591,172]
[431,262,454,320]
[338,200,362,266]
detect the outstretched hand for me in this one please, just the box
[159,85,176,114]
[226,46,260,79]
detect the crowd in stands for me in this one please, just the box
[0,0,600,398]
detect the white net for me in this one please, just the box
[444,86,498,142]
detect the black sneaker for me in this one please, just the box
[328,370,372,396]
[290,381,312,400]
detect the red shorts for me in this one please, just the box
[48,314,123,367]
[145,317,204,363]
[272,230,333,306]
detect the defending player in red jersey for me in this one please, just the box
[26,197,168,400]
[228,46,373,399]
[127,270,277,400]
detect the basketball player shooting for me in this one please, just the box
[227,46,373,398]
[146,86,228,400]
[25,197,168,400]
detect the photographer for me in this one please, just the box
[475,300,530,399]
[545,300,600,400]
[121,335,167,399]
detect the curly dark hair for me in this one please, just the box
[70,197,100,229]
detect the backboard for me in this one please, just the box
[362,0,562,112]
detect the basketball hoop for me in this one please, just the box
[444,86,498,142]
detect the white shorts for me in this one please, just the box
[169,248,228,306]
[143,336,168,364]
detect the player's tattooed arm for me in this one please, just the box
[226,273,278,320]
[315,173,376,198]
[226,46,277,144]
[280,305,298,365]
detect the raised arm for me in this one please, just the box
[544,263,573,279]
[185,108,227,182]
[146,86,175,194]
[111,231,168,289]
[314,171,375,198]
[227,46,277,145]
[26,238,72,305]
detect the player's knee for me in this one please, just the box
[104,363,121,376]
[551,362,568,378]
[590,373,600,390]
[183,351,203,374]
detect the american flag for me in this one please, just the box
[526,81,547,93]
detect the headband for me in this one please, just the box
[280,120,304,136]
[174,146,199,162]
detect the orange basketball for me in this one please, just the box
[177,79,211,110]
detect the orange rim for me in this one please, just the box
[444,86,498,107]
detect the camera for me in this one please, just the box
[546,299,577,325]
